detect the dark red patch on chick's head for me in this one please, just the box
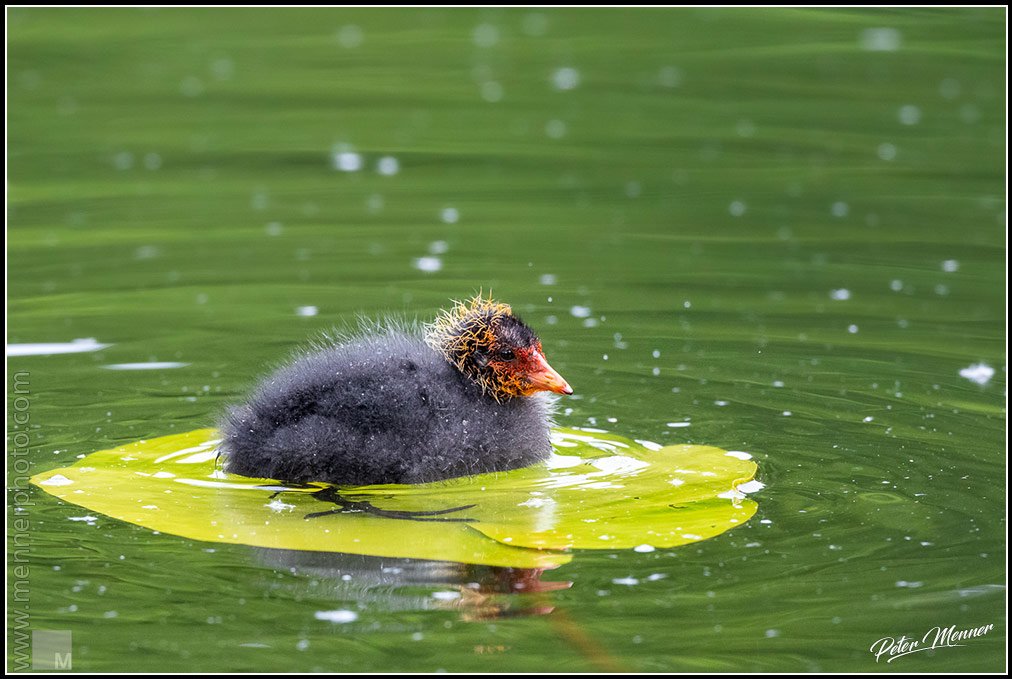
[426,295,573,402]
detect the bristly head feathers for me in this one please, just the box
[425,294,542,402]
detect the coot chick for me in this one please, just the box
[220,295,573,486]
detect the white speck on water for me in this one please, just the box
[765,629,781,638]
[113,151,134,171]
[658,65,682,88]
[440,207,459,224]
[69,516,98,523]
[570,305,591,318]
[143,152,162,170]
[539,273,557,286]
[481,81,504,103]
[959,362,994,385]
[729,200,746,217]
[666,421,691,428]
[473,23,500,48]
[934,284,949,296]
[895,580,924,589]
[428,240,448,255]
[633,544,655,553]
[296,306,318,317]
[939,78,961,100]
[890,279,904,292]
[431,591,461,601]
[634,439,663,451]
[725,451,753,460]
[210,57,234,81]
[413,256,442,273]
[612,577,639,586]
[296,639,310,651]
[736,119,756,138]
[898,104,922,126]
[103,610,119,619]
[646,573,667,581]
[848,324,859,334]
[376,156,399,176]
[545,119,567,139]
[545,314,558,325]
[41,475,73,486]
[366,193,384,214]
[773,380,784,388]
[180,76,204,97]
[8,338,111,357]
[265,221,283,237]
[760,519,772,525]
[652,350,661,359]
[337,25,364,49]
[714,400,729,407]
[332,149,363,173]
[782,410,792,416]
[522,12,548,36]
[863,416,874,423]
[877,142,897,161]
[103,362,189,370]
[652,367,660,376]
[583,318,599,328]
[830,288,851,301]
[941,259,959,273]
[831,201,849,218]
[552,66,580,91]
[859,27,902,52]
[959,103,980,124]
[314,609,358,623]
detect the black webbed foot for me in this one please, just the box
[305,486,478,523]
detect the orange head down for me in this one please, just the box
[425,295,573,403]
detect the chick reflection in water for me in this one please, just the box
[252,548,571,620]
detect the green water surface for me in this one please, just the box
[7,7,1006,673]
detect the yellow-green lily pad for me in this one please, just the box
[31,427,760,568]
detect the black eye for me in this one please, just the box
[497,348,515,361]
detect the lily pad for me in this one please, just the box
[31,428,760,568]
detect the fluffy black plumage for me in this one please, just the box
[219,324,555,486]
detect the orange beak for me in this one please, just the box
[525,350,573,395]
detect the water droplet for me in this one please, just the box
[830,288,851,301]
[337,25,364,49]
[413,256,442,273]
[314,609,358,623]
[898,104,921,126]
[877,142,897,161]
[473,23,500,48]
[859,27,901,52]
[552,67,580,91]
[545,119,567,139]
[376,156,399,176]
[480,80,503,103]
